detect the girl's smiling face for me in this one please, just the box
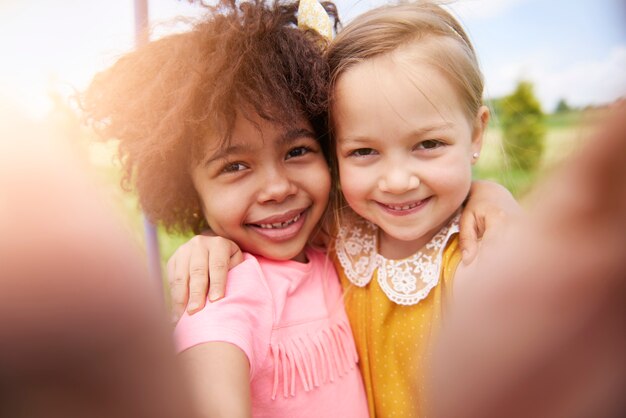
[332,45,488,259]
[191,112,330,262]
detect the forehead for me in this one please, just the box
[332,49,467,135]
[200,112,315,162]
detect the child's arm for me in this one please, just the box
[180,342,251,418]
[459,180,522,263]
[174,257,272,416]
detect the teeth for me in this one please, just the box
[388,203,418,210]
[257,213,301,229]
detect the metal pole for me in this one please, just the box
[134,0,163,292]
[134,0,149,46]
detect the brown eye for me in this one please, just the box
[222,162,247,173]
[349,148,377,157]
[417,140,443,150]
[286,146,312,159]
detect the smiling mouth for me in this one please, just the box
[247,209,308,242]
[254,213,302,229]
[248,208,306,229]
[384,202,420,211]
[377,197,431,213]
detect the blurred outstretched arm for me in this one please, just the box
[430,106,626,418]
[0,112,196,418]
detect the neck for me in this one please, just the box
[378,231,434,260]
[291,249,309,263]
[377,213,457,259]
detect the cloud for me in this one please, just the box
[447,0,528,21]
[540,46,626,108]
[485,46,626,110]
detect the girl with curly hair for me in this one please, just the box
[83,0,368,416]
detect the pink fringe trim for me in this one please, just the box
[270,318,358,400]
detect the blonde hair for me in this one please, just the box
[325,0,485,234]
[327,0,483,120]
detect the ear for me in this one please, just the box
[470,105,490,163]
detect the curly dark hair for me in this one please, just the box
[83,0,339,233]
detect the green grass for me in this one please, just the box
[474,109,603,197]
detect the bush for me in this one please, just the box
[500,81,546,171]
[555,98,572,113]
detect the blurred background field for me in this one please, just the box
[475,106,609,196]
[2,0,624,291]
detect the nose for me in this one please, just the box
[378,163,420,194]
[257,165,297,203]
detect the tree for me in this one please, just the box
[555,98,571,113]
[500,81,546,172]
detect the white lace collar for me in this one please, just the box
[335,214,460,306]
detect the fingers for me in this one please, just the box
[186,236,243,311]
[458,212,479,264]
[461,180,522,264]
[167,235,244,318]
[186,238,211,314]
[206,242,229,304]
[230,245,244,266]
[207,238,243,303]
[481,209,508,241]
[167,246,191,323]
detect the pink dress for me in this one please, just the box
[174,247,369,418]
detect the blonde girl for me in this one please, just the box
[327,2,490,416]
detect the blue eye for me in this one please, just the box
[221,162,247,173]
[286,146,312,159]
[349,148,377,157]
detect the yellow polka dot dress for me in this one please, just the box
[334,215,461,417]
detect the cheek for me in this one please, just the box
[429,159,473,200]
[338,161,369,204]
[312,163,332,202]
[196,182,247,231]
[296,158,332,207]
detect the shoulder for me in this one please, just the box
[174,252,275,373]
[200,252,277,300]
[230,252,265,277]
[202,252,275,314]
[452,220,513,297]
[306,246,340,283]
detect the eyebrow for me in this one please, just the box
[203,127,316,166]
[280,127,317,145]
[203,144,251,167]
[338,122,454,143]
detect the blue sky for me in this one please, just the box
[448,0,626,109]
[1,0,624,117]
